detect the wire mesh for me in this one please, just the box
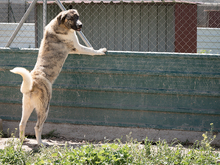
[0,0,219,54]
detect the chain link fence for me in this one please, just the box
[0,0,219,54]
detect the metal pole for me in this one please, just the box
[43,0,47,31]
[55,0,92,48]
[5,0,38,47]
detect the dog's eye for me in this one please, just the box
[73,15,79,20]
[69,15,78,22]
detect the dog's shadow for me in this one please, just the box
[22,138,87,152]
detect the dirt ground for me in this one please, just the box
[1,136,220,153]
[0,137,90,151]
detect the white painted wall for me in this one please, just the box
[0,23,35,48]
[197,27,220,54]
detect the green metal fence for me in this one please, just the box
[0,48,219,132]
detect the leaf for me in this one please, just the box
[52,153,58,157]
[110,144,119,150]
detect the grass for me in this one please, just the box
[0,125,220,164]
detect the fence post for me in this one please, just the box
[43,0,47,31]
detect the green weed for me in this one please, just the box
[0,125,219,164]
[0,138,27,165]
[198,49,212,54]
[26,142,133,164]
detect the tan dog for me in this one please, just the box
[10,9,107,145]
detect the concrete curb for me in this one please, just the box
[2,120,220,146]
[0,119,3,133]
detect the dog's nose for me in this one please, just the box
[77,20,82,29]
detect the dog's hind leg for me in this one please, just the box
[20,94,34,141]
[35,105,50,145]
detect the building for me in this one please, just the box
[36,1,197,53]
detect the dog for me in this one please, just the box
[10,9,107,145]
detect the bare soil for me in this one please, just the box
[0,137,89,151]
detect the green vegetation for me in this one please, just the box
[0,125,219,164]
[198,49,212,54]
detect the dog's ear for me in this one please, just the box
[57,12,67,25]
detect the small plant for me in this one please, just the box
[0,138,27,164]
[198,49,212,54]
[201,123,216,149]
[0,131,3,138]
[0,124,219,164]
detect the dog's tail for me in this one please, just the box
[10,67,33,93]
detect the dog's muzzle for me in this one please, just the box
[76,20,82,31]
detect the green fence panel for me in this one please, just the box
[0,48,219,132]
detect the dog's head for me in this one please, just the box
[57,9,82,31]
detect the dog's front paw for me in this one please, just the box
[97,48,107,55]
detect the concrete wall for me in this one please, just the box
[0,23,35,48]
[3,120,220,146]
[197,27,220,54]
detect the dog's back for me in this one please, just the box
[33,17,71,84]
